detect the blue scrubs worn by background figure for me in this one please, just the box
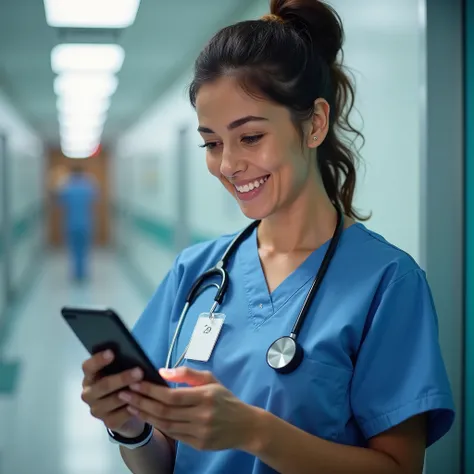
[58,172,97,281]
[133,223,455,474]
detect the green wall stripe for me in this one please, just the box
[0,205,43,256]
[132,214,175,249]
[0,205,44,395]
[465,0,474,470]
[114,204,213,249]
[113,204,214,295]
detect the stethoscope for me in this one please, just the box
[165,205,344,374]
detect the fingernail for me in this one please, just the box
[131,368,143,380]
[103,350,113,361]
[160,368,176,376]
[118,392,131,402]
[127,406,139,415]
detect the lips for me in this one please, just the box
[234,175,270,194]
[233,175,270,202]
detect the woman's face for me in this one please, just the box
[195,76,324,221]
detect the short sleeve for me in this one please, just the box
[351,269,455,447]
[132,259,181,369]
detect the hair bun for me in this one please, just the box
[270,0,343,65]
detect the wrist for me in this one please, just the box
[113,418,146,438]
[241,406,271,456]
[108,422,154,450]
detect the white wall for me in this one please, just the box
[111,0,423,289]
[0,89,44,319]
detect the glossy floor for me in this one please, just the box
[0,249,159,474]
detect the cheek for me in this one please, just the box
[206,154,233,190]
[205,154,220,177]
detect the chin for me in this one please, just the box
[237,202,273,221]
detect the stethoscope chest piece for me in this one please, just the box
[266,336,303,374]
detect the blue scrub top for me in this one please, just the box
[58,176,97,233]
[133,223,455,474]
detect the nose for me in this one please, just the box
[219,145,246,178]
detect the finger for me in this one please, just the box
[122,392,202,422]
[89,393,128,420]
[159,367,217,386]
[130,381,210,407]
[82,350,114,380]
[88,367,144,401]
[94,367,144,399]
[127,407,194,439]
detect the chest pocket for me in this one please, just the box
[242,351,353,442]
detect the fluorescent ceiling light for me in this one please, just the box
[60,125,105,138]
[61,136,102,149]
[57,97,111,115]
[61,141,99,152]
[44,0,141,28]
[60,131,104,144]
[54,73,118,98]
[59,110,107,126]
[62,143,99,152]
[61,145,100,156]
[51,44,125,74]
[60,129,102,141]
[60,120,104,131]
[62,150,94,159]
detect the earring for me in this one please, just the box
[313,136,318,141]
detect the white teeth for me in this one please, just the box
[235,176,269,193]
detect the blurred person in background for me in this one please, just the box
[57,165,98,282]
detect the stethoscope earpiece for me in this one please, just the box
[266,336,304,374]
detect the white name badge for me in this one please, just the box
[185,313,226,363]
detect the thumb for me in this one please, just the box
[159,367,217,386]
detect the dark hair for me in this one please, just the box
[189,0,367,220]
[71,165,84,175]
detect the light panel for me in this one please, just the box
[61,149,95,159]
[51,44,125,74]
[54,72,118,98]
[59,111,107,128]
[43,0,141,28]
[56,98,111,122]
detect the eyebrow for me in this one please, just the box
[197,115,268,134]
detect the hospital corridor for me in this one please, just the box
[0,250,154,474]
[0,0,473,473]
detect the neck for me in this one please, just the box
[258,176,341,254]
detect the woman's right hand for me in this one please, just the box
[81,349,146,438]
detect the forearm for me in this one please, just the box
[248,409,403,474]
[120,429,174,474]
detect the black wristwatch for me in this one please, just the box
[107,423,154,449]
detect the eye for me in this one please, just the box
[199,141,221,150]
[242,134,264,145]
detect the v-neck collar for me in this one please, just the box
[238,227,323,326]
[238,223,361,327]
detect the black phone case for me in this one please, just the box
[61,306,168,386]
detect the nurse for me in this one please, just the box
[80,0,455,473]
[57,166,98,281]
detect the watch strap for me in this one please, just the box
[107,423,154,449]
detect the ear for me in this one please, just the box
[306,98,330,149]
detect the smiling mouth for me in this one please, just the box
[234,175,270,194]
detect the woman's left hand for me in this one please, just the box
[119,366,260,452]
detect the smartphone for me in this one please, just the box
[61,306,168,386]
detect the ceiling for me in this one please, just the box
[0,0,257,148]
